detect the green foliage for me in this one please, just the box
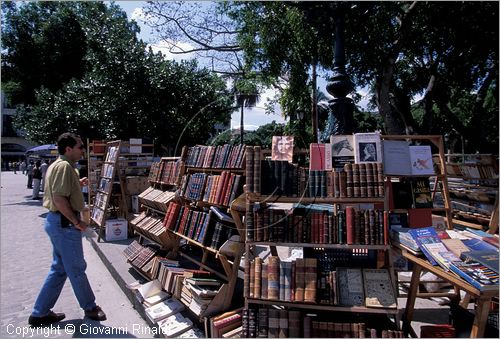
[225,1,498,152]
[3,2,233,151]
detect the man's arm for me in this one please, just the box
[52,195,88,231]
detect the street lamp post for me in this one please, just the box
[321,3,355,141]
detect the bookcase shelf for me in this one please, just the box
[242,140,434,337]
[247,242,390,250]
[247,194,385,204]
[129,146,246,328]
[246,298,399,315]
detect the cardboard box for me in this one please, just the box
[105,218,128,241]
[126,176,149,195]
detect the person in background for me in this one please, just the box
[20,160,27,175]
[40,159,49,192]
[26,160,34,189]
[13,161,17,174]
[32,160,43,200]
[28,132,106,327]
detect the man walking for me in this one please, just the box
[28,132,106,327]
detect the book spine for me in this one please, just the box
[253,146,261,194]
[245,146,254,193]
[254,257,262,299]
[304,258,317,303]
[257,308,268,338]
[339,171,347,198]
[366,162,374,198]
[267,256,280,300]
[246,201,254,242]
[288,310,301,338]
[268,309,280,338]
[345,164,353,198]
[377,163,384,197]
[352,163,360,197]
[278,309,289,338]
[359,163,367,198]
[346,207,355,245]
[261,263,268,299]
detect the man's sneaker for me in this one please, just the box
[28,311,66,327]
[84,306,106,321]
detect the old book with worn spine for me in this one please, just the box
[254,257,262,299]
[304,258,317,303]
[267,256,280,300]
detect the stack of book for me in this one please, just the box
[157,312,194,338]
[146,159,182,185]
[209,308,243,338]
[182,277,222,316]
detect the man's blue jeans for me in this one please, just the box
[32,212,97,317]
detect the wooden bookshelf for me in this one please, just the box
[246,298,399,315]
[129,145,246,326]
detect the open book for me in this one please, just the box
[382,140,434,175]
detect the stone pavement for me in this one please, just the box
[0,171,153,338]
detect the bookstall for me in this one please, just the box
[123,144,247,337]
[242,140,402,338]
[87,138,154,213]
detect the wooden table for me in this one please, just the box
[399,248,498,338]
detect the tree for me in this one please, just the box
[226,1,498,151]
[4,2,234,151]
[1,1,87,105]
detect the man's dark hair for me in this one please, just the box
[57,132,81,155]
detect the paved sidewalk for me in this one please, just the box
[0,171,152,338]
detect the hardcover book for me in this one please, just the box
[330,135,355,168]
[353,132,382,164]
[336,267,365,307]
[362,269,397,308]
[382,140,434,175]
[309,143,333,170]
[411,178,433,208]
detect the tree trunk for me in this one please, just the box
[422,73,437,134]
[375,62,406,134]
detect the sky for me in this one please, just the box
[115,1,373,130]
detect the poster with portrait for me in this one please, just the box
[353,132,382,164]
[271,136,294,162]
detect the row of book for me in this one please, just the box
[185,144,246,169]
[163,202,236,250]
[343,162,385,198]
[148,159,183,185]
[244,256,397,308]
[248,204,388,246]
[130,212,170,247]
[244,257,317,303]
[242,307,404,338]
[179,171,243,207]
[138,187,176,212]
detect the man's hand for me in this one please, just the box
[80,177,89,187]
[75,219,88,232]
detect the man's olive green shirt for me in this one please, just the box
[43,155,85,212]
